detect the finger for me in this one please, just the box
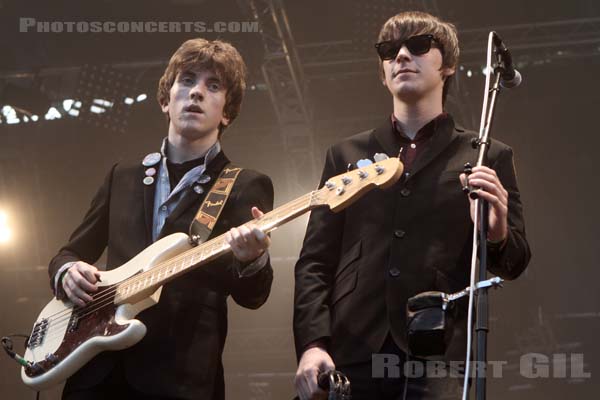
[230,227,246,245]
[467,178,508,204]
[64,279,92,305]
[299,369,318,399]
[70,269,99,293]
[467,170,501,186]
[459,173,467,186]
[295,371,310,400]
[62,283,79,306]
[78,265,100,285]
[251,206,264,219]
[240,225,267,250]
[471,166,497,176]
[251,227,270,247]
[307,370,323,398]
[471,188,503,206]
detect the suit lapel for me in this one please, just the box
[372,118,402,159]
[142,166,156,245]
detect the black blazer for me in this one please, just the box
[293,116,531,366]
[49,150,274,399]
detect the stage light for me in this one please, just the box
[467,70,473,78]
[68,109,80,117]
[2,105,15,117]
[90,105,106,114]
[124,97,135,105]
[93,99,114,108]
[0,211,11,244]
[31,115,39,121]
[136,93,147,102]
[2,106,20,124]
[63,99,74,111]
[44,107,62,120]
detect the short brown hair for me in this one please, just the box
[157,38,247,135]
[377,11,459,103]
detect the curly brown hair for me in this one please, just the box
[157,38,247,135]
[377,11,460,104]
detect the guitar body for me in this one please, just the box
[21,233,192,390]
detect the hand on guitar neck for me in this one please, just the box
[225,206,271,263]
[61,262,101,307]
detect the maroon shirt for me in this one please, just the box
[391,113,449,172]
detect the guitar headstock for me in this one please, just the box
[312,157,403,212]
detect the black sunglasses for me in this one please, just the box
[374,34,442,60]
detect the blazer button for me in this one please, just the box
[393,229,406,238]
[400,188,411,197]
[389,267,401,277]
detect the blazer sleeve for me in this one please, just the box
[488,146,531,279]
[47,164,117,293]
[227,171,275,310]
[293,147,345,358]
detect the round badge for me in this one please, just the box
[142,152,161,167]
[197,174,211,184]
[145,167,156,177]
[143,176,155,185]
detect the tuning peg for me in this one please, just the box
[346,163,356,172]
[356,159,373,168]
[373,153,389,162]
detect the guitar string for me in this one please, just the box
[35,194,318,343]
[32,164,395,347]
[35,193,317,331]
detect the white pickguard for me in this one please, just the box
[21,233,193,390]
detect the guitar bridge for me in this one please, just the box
[28,318,48,349]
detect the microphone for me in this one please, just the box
[492,32,522,88]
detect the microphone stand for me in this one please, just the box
[464,32,511,400]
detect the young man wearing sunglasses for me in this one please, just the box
[293,11,530,400]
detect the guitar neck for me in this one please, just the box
[114,189,323,304]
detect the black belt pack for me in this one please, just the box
[406,291,454,357]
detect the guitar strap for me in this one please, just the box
[188,164,243,245]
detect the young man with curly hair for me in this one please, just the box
[49,38,274,400]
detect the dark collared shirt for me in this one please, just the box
[391,113,449,172]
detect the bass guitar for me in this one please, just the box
[21,157,403,390]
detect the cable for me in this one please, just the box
[1,334,40,399]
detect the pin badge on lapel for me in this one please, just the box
[142,152,161,186]
[197,174,211,184]
[145,167,156,177]
[193,185,204,194]
[142,152,161,167]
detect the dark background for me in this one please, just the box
[1,0,599,399]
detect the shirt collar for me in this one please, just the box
[391,112,449,142]
[160,137,222,164]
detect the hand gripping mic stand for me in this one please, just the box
[460,31,519,400]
